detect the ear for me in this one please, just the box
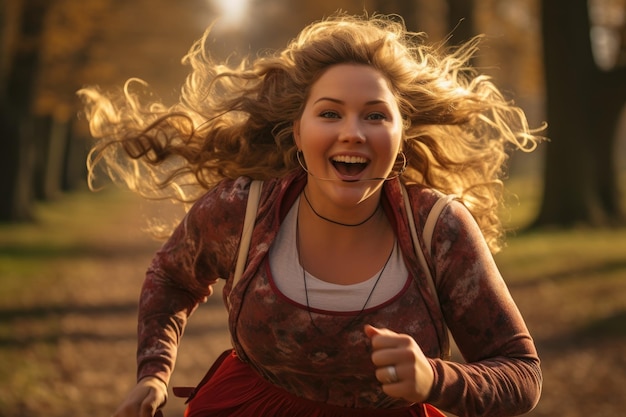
[293,120,301,148]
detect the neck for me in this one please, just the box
[301,189,380,228]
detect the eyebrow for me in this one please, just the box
[313,97,388,106]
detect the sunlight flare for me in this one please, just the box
[212,0,249,28]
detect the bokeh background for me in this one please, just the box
[1,1,625,416]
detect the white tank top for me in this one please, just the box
[269,196,409,312]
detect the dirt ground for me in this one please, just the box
[1,193,625,417]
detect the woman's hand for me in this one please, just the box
[365,324,435,403]
[112,376,168,417]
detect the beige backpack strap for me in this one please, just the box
[227,180,263,308]
[423,194,457,257]
[402,185,454,359]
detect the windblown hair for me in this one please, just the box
[79,13,543,252]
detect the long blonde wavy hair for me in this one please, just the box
[79,13,543,253]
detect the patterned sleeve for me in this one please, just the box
[135,178,251,385]
[426,200,542,417]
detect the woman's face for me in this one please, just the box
[294,63,403,211]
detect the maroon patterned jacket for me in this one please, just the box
[136,169,541,416]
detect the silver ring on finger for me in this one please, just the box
[385,365,399,384]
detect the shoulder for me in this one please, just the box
[190,176,270,216]
[178,177,257,236]
[403,182,445,207]
[400,182,447,226]
[194,176,254,208]
[423,195,486,260]
[401,182,477,238]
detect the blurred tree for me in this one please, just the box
[0,0,51,221]
[0,0,214,222]
[33,0,117,200]
[536,0,626,227]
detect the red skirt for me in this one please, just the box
[183,351,445,417]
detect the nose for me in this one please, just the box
[338,116,365,143]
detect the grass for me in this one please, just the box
[499,176,626,341]
[502,176,626,279]
[0,178,624,416]
[0,189,162,417]
[0,190,124,302]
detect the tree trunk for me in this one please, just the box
[591,70,626,224]
[534,0,626,228]
[62,120,88,192]
[33,115,70,200]
[0,0,50,222]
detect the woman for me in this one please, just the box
[81,13,543,417]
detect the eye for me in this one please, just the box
[319,110,340,119]
[366,112,387,121]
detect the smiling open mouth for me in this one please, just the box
[331,155,369,176]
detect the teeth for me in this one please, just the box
[331,155,368,164]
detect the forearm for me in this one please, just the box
[428,354,542,417]
[136,311,186,385]
[135,265,212,384]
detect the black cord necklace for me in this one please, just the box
[296,211,395,334]
[302,189,380,227]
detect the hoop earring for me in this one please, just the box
[387,151,407,180]
[296,149,307,172]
